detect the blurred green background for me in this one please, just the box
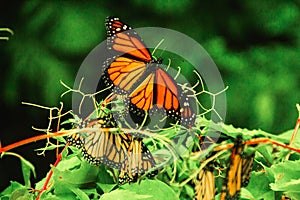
[0,0,299,192]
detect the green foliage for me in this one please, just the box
[269,160,300,199]
[0,182,35,200]
[102,180,177,200]
[1,115,299,199]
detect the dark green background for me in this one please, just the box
[0,0,299,192]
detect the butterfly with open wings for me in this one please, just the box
[102,16,196,127]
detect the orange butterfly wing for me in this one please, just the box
[129,72,154,110]
[106,56,147,92]
[155,68,180,111]
[128,66,181,118]
[106,17,152,62]
[104,17,152,94]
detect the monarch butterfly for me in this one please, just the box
[220,136,254,200]
[118,138,157,185]
[67,111,157,183]
[102,16,196,126]
[67,115,130,170]
[194,163,216,200]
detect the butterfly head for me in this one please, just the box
[156,57,163,64]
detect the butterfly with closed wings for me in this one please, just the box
[220,136,255,200]
[67,108,157,184]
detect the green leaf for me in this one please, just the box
[269,160,300,199]
[100,189,149,200]
[1,152,36,188]
[96,183,116,194]
[120,179,177,200]
[256,145,273,166]
[10,188,34,200]
[0,181,35,199]
[38,192,61,200]
[279,129,300,148]
[183,184,194,199]
[34,153,102,198]
[269,160,300,187]
[0,181,25,197]
[20,158,36,187]
[70,187,90,200]
[54,136,67,143]
[101,179,177,200]
[245,171,274,199]
[95,167,116,191]
[53,158,99,184]
[240,188,254,200]
[81,188,100,199]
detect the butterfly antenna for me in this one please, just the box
[174,66,181,80]
[152,38,165,56]
[165,58,171,71]
[152,39,167,62]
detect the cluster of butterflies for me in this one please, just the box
[67,16,256,199]
[194,136,255,200]
[68,16,197,184]
[67,106,157,184]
